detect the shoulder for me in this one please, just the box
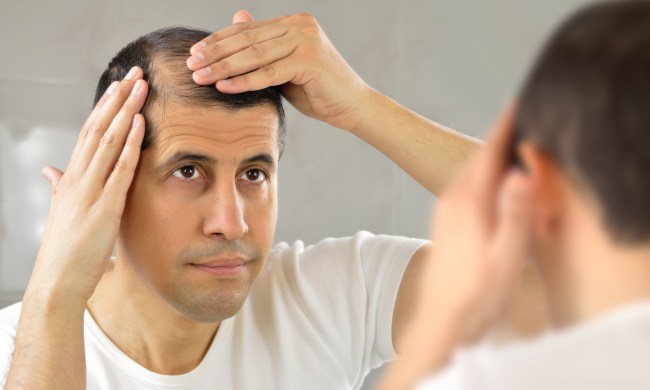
[419,301,650,390]
[262,231,427,296]
[268,231,428,267]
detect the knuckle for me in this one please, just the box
[113,158,129,174]
[296,12,317,25]
[240,28,257,41]
[260,65,276,81]
[99,132,115,147]
[206,41,222,57]
[249,43,265,58]
[217,59,231,72]
[86,121,105,138]
[207,32,219,42]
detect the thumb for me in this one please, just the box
[233,9,254,24]
[41,166,64,191]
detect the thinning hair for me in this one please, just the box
[516,0,650,243]
[94,26,286,153]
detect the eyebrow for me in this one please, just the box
[242,153,276,169]
[159,151,276,171]
[161,152,215,168]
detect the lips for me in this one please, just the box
[189,257,249,277]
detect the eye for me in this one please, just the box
[240,168,267,183]
[172,165,201,180]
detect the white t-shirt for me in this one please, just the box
[0,232,426,390]
[418,300,650,390]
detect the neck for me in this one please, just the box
[88,257,219,375]
[544,228,650,328]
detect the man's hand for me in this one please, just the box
[27,67,148,304]
[6,67,148,390]
[380,107,536,389]
[186,10,374,131]
[186,10,480,197]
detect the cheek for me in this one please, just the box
[244,185,278,247]
[121,176,198,260]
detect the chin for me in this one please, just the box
[166,287,250,323]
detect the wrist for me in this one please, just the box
[344,87,387,136]
[23,270,90,313]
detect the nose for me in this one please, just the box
[202,179,248,241]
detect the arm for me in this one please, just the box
[186,12,544,358]
[347,91,479,195]
[186,11,480,196]
[381,107,536,389]
[5,69,148,389]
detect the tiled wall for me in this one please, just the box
[0,0,591,387]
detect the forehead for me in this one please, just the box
[147,103,280,161]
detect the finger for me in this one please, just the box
[473,103,517,189]
[214,56,298,93]
[71,67,144,177]
[190,15,289,56]
[188,23,290,82]
[102,113,145,203]
[233,9,254,24]
[86,79,148,187]
[41,166,64,191]
[67,80,119,171]
[490,170,534,282]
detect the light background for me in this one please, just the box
[0,0,591,387]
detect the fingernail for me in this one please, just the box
[132,115,140,128]
[106,81,119,95]
[131,80,144,95]
[125,67,138,80]
[187,52,205,67]
[190,41,207,55]
[194,67,212,78]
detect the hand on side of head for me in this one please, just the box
[185,10,374,131]
[27,68,148,306]
[381,106,535,389]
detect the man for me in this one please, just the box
[377,1,650,388]
[0,15,485,390]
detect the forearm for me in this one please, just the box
[5,287,86,390]
[349,90,481,196]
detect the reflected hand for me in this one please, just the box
[186,10,375,131]
[381,106,535,389]
[26,68,148,304]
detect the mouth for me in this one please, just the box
[189,257,249,277]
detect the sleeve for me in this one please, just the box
[281,231,427,386]
[0,306,19,389]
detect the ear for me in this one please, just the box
[518,142,565,238]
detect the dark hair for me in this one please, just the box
[516,0,650,244]
[94,26,286,153]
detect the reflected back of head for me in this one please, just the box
[516,0,650,244]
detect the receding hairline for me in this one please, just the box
[94,26,286,153]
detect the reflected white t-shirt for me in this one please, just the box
[418,300,650,390]
[0,232,426,389]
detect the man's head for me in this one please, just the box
[95,27,285,323]
[94,27,285,152]
[514,0,650,318]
